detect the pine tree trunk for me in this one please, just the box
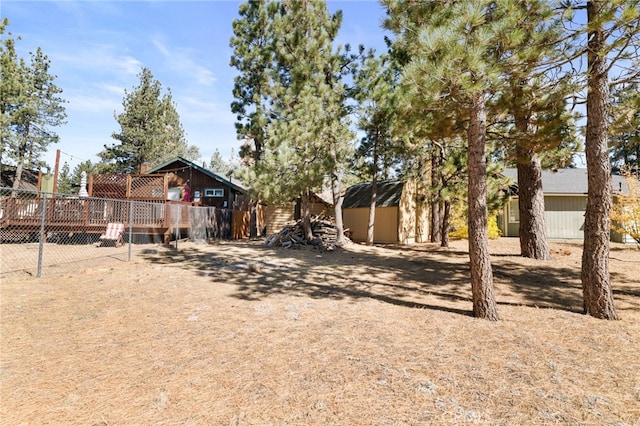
[441,199,450,248]
[581,0,619,320]
[517,153,549,259]
[13,161,24,191]
[430,149,442,243]
[332,173,347,247]
[415,171,430,243]
[12,135,28,197]
[511,77,550,260]
[301,189,313,242]
[367,147,378,246]
[468,92,498,320]
[249,200,258,239]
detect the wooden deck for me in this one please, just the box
[0,196,194,243]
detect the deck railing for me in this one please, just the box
[1,187,246,278]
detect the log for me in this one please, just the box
[264,215,350,251]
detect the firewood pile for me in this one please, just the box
[265,216,350,251]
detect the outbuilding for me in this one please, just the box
[342,179,428,244]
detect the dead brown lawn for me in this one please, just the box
[1,238,639,425]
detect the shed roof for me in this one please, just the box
[502,168,628,195]
[147,157,247,194]
[343,180,405,209]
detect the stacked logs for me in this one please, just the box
[264,216,350,251]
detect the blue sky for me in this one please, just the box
[2,0,390,171]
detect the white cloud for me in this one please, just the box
[65,93,120,114]
[56,45,142,77]
[177,96,235,124]
[96,83,127,96]
[151,37,216,86]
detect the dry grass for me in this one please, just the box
[1,238,639,425]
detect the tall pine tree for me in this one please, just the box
[495,1,579,260]
[230,0,278,164]
[0,19,67,188]
[577,0,638,319]
[233,0,353,241]
[385,0,554,319]
[610,82,640,168]
[99,67,197,174]
[353,51,400,245]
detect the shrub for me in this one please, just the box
[612,169,640,246]
[448,211,502,240]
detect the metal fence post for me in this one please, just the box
[36,195,47,278]
[128,200,133,261]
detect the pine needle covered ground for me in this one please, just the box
[1,238,638,425]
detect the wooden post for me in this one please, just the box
[163,174,169,199]
[52,149,60,197]
[126,175,132,199]
[88,174,94,196]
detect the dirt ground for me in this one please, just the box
[1,238,639,425]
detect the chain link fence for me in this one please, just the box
[1,187,235,278]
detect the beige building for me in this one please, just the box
[342,179,429,244]
[263,192,333,235]
[499,168,629,242]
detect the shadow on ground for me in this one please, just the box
[136,239,632,317]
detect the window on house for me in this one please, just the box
[509,199,520,223]
[204,188,224,198]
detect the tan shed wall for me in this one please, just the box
[309,202,330,217]
[264,203,295,234]
[343,207,399,243]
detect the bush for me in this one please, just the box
[611,169,640,246]
[449,212,502,240]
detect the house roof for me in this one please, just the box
[146,157,247,194]
[1,166,40,191]
[502,168,628,195]
[343,180,405,209]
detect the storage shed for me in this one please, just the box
[342,179,428,244]
[263,192,333,235]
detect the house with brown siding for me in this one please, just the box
[146,157,248,209]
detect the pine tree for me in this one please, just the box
[610,82,640,168]
[574,0,639,320]
[57,161,72,194]
[234,0,353,241]
[353,52,400,245]
[494,1,580,260]
[230,0,278,164]
[99,67,196,174]
[0,18,22,173]
[385,0,551,320]
[0,19,67,188]
[321,45,356,247]
[208,148,241,180]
